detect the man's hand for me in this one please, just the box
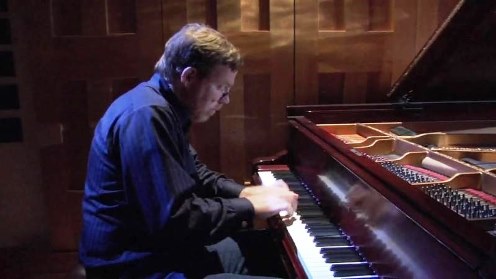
[240,179,299,220]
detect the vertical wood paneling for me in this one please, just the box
[369,0,393,31]
[0,145,45,247]
[300,0,449,106]
[295,0,319,104]
[206,0,218,29]
[259,0,270,31]
[135,0,164,79]
[416,0,439,51]
[6,0,164,251]
[318,72,344,104]
[107,0,137,34]
[345,0,369,32]
[81,0,107,36]
[217,0,241,33]
[217,0,244,180]
[343,72,368,103]
[51,0,83,36]
[241,0,260,31]
[190,115,221,171]
[163,1,187,38]
[241,0,270,31]
[244,74,271,175]
[269,0,294,151]
[111,78,140,101]
[59,81,90,191]
[40,145,76,250]
[87,79,112,123]
[318,0,345,31]
[187,0,208,24]
[391,0,418,83]
[366,71,390,102]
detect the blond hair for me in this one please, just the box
[154,23,242,82]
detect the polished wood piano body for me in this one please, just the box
[253,1,496,278]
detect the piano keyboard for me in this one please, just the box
[258,169,378,279]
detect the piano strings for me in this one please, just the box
[422,184,496,220]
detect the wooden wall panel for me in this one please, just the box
[296,0,395,105]
[7,0,163,251]
[244,74,271,176]
[297,0,458,106]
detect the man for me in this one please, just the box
[80,23,298,278]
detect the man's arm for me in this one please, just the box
[190,145,245,198]
[118,106,254,245]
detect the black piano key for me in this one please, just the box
[297,202,316,208]
[304,219,333,226]
[297,203,319,209]
[314,236,350,247]
[309,227,341,237]
[301,217,333,225]
[331,263,374,277]
[278,182,301,188]
[298,197,315,204]
[321,246,356,254]
[299,213,326,220]
[325,253,364,263]
[321,247,362,261]
[307,223,338,230]
[297,209,324,217]
[273,172,297,180]
[306,223,338,230]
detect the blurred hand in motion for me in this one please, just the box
[279,210,297,226]
[240,179,299,224]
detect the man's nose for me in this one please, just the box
[219,94,230,105]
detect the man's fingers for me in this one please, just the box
[270,179,289,189]
[281,215,297,226]
[279,210,289,217]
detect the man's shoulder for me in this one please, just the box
[110,81,172,114]
[124,81,169,107]
[96,81,174,131]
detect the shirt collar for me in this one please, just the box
[149,72,192,132]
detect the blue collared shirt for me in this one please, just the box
[79,73,254,276]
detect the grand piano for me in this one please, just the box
[253,0,496,278]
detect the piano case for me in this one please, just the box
[255,0,496,278]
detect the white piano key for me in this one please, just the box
[258,170,378,279]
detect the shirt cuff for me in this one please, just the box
[228,197,255,229]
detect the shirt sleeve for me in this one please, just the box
[117,106,254,246]
[189,145,246,198]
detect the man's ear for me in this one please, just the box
[180,67,197,86]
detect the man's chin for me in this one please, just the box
[192,114,212,123]
[195,110,218,123]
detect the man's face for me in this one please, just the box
[182,64,237,123]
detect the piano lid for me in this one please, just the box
[388,0,496,103]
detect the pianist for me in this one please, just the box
[79,23,298,279]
